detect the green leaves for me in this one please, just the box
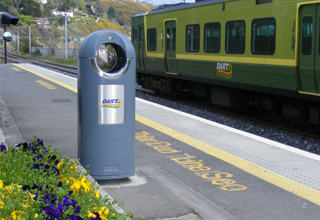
[0,137,129,219]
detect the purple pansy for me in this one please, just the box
[68,215,83,220]
[0,144,6,151]
[15,139,99,219]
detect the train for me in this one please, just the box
[131,0,320,124]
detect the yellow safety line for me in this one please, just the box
[166,72,179,75]
[12,67,21,71]
[299,91,320,97]
[13,64,77,93]
[136,114,320,206]
[13,63,320,205]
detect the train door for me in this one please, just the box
[138,24,145,69]
[298,4,320,93]
[165,20,178,74]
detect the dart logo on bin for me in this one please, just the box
[100,99,122,108]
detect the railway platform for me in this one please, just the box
[1,63,320,220]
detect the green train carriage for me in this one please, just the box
[131,0,320,124]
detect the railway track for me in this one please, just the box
[2,50,319,145]
[1,49,77,75]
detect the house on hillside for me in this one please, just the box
[34,18,49,25]
[35,0,47,3]
[51,9,74,17]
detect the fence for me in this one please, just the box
[31,47,79,59]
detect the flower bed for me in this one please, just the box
[0,138,128,220]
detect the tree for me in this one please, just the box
[52,16,64,26]
[43,0,55,17]
[58,2,69,11]
[19,0,41,17]
[95,7,104,17]
[39,4,44,13]
[44,0,55,11]
[0,2,9,12]
[116,18,124,26]
[57,0,77,12]
[85,4,93,15]
[19,14,35,24]
[107,7,115,18]
[69,0,77,8]
[4,0,13,6]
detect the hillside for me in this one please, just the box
[86,0,155,33]
[1,0,154,52]
[95,0,154,20]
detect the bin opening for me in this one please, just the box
[95,43,127,74]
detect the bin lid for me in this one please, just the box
[78,30,135,59]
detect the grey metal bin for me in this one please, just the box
[78,30,135,180]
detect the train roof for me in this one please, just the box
[132,0,228,17]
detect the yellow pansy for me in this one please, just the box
[87,211,96,218]
[63,175,94,194]
[94,189,100,198]
[57,160,63,170]
[11,211,23,220]
[4,184,21,195]
[93,207,109,220]
[70,179,81,193]
[0,200,4,209]
[80,176,92,192]
[0,180,3,189]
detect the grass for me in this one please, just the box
[39,57,78,67]
[1,46,78,66]
[23,53,78,67]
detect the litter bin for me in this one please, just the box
[78,30,135,180]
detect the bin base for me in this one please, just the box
[97,177,131,185]
[91,171,135,180]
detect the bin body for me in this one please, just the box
[78,30,135,180]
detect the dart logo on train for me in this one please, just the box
[216,63,232,79]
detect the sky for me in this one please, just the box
[146,0,195,5]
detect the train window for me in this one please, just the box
[140,26,144,41]
[256,0,272,4]
[251,18,275,55]
[302,16,312,55]
[204,22,220,53]
[186,24,200,52]
[133,28,137,43]
[167,28,171,51]
[226,20,245,54]
[147,28,157,51]
[173,27,176,51]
